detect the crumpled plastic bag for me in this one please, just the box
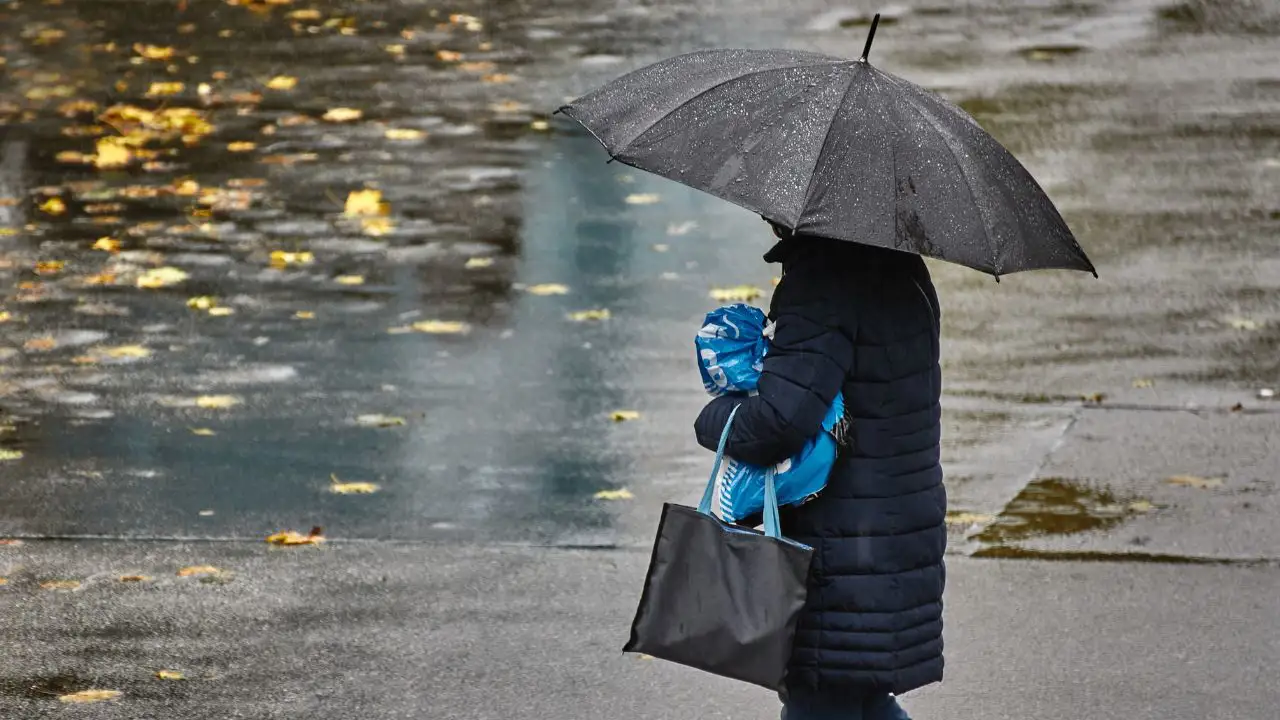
[695,304,844,523]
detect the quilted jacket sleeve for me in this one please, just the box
[694,296,854,467]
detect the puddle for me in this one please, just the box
[973,477,1155,544]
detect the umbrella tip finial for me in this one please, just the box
[859,13,882,62]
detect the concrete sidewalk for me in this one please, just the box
[1,541,1275,719]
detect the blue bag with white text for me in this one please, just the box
[695,304,843,523]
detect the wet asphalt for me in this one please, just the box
[1,0,1278,716]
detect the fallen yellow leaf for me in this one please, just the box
[944,512,995,526]
[610,410,640,422]
[335,275,365,285]
[410,320,470,334]
[59,690,121,704]
[186,296,218,310]
[155,670,184,681]
[464,257,494,269]
[195,395,240,409]
[330,475,380,494]
[436,49,463,62]
[1128,500,1156,513]
[266,528,324,546]
[269,250,315,268]
[1132,378,1155,389]
[1166,475,1224,489]
[344,189,386,217]
[24,337,57,352]
[189,428,216,436]
[227,141,257,152]
[92,236,121,252]
[361,217,394,236]
[594,488,634,501]
[709,285,765,302]
[102,345,151,359]
[295,311,316,319]
[134,43,175,60]
[177,565,222,577]
[449,13,484,31]
[384,44,407,56]
[265,75,297,91]
[119,575,151,583]
[38,197,67,215]
[35,260,65,275]
[0,578,7,585]
[0,312,11,323]
[145,82,185,97]
[207,307,235,317]
[41,580,81,591]
[482,73,514,84]
[1225,316,1261,331]
[322,107,363,123]
[625,193,661,205]
[288,9,322,20]
[137,266,189,289]
[94,138,132,169]
[355,414,406,427]
[530,119,550,131]
[384,128,425,141]
[0,449,24,461]
[526,283,569,296]
[568,309,611,322]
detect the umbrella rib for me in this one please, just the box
[794,65,861,231]
[613,60,837,160]
[888,86,1002,275]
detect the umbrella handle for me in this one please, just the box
[860,13,881,63]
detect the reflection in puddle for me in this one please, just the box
[974,477,1154,544]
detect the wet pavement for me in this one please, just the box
[1,0,1279,716]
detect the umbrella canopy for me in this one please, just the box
[557,16,1095,278]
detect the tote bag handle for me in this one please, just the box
[696,405,782,539]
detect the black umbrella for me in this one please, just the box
[556,15,1095,278]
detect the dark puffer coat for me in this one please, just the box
[695,235,945,696]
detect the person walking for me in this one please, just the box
[694,221,945,720]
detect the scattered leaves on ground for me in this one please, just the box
[526,283,569,296]
[384,128,425,141]
[59,690,122,704]
[344,189,386,217]
[41,580,81,591]
[322,107,363,122]
[624,193,661,205]
[269,250,314,268]
[136,266,189,289]
[134,44,176,60]
[146,82,185,97]
[1224,316,1260,331]
[568,309,611,322]
[356,414,406,427]
[94,137,132,168]
[23,337,57,352]
[1166,475,1224,489]
[195,395,240,409]
[610,410,640,422]
[398,320,471,335]
[35,260,65,275]
[709,285,764,302]
[266,528,324,546]
[176,565,223,577]
[38,197,67,215]
[330,475,380,494]
[101,345,151,359]
[594,488,634,501]
[92,236,121,252]
[266,75,298,91]
[944,512,994,526]
[155,670,185,681]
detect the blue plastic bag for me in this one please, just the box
[695,304,844,523]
